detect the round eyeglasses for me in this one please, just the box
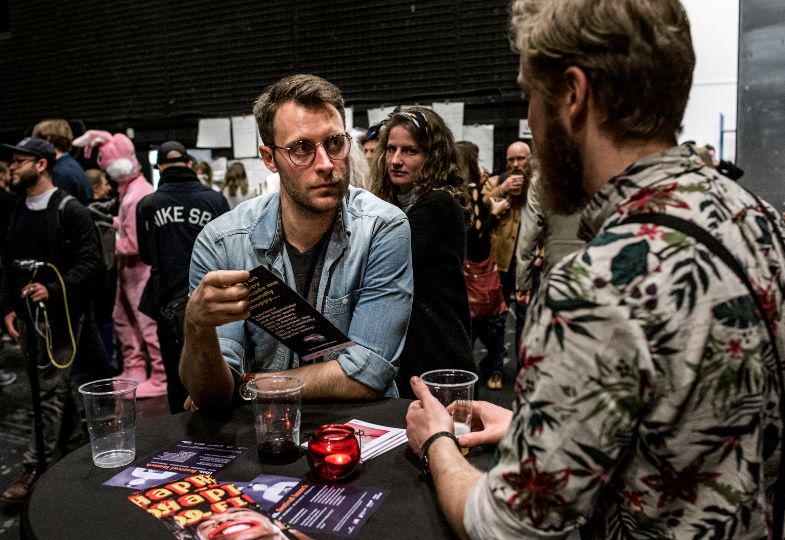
[267,133,352,167]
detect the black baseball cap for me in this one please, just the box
[1,137,57,165]
[156,141,190,166]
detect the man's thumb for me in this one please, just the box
[458,431,489,449]
[410,376,432,401]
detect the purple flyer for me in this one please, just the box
[104,440,248,489]
[268,481,388,537]
[236,474,302,512]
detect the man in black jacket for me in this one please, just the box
[0,138,103,504]
[137,141,229,413]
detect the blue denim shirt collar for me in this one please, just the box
[249,192,350,256]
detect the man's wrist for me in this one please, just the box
[420,431,460,477]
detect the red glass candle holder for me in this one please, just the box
[306,424,362,481]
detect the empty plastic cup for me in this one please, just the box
[78,378,138,468]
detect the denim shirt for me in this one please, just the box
[189,186,413,397]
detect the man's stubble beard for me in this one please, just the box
[277,159,349,216]
[11,167,40,194]
[535,113,589,216]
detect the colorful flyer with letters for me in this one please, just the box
[129,475,310,539]
[246,264,354,360]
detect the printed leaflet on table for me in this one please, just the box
[129,474,309,539]
[104,440,247,489]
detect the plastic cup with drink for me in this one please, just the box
[244,375,305,464]
[420,369,478,455]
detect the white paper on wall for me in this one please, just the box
[210,157,228,184]
[462,124,495,173]
[188,148,213,164]
[344,107,354,131]
[231,115,259,158]
[367,106,397,127]
[518,119,532,139]
[432,102,464,141]
[197,118,232,148]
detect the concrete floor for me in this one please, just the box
[0,311,521,539]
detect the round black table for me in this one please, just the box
[23,399,484,539]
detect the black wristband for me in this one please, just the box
[419,431,460,477]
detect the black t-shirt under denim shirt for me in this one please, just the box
[284,228,331,305]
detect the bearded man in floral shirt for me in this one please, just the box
[406,0,785,538]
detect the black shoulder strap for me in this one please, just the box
[621,213,754,295]
[54,192,74,226]
[57,193,75,212]
[618,212,785,539]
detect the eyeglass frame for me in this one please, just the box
[9,156,40,167]
[266,132,353,168]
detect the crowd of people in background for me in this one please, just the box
[0,97,559,498]
[1,1,783,537]
[0,98,739,505]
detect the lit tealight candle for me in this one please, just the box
[325,453,352,466]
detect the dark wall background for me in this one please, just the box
[737,0,785,211]
[0,0,527,172]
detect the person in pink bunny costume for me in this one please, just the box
[73,130,166,398]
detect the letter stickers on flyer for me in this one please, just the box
[129,475,311,539]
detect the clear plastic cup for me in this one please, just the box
[420,369,478,454]
[78,378,138,468]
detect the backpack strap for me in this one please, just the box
[57,193,75,212]
[54,193,75,232]
[617,212,785,538]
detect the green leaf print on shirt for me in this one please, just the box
[610,241,650,286]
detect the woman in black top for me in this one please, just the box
[456,142,509,390]
[369,107,474,399]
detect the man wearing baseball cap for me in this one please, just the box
[136,141,229,412]
[0,137,103,504]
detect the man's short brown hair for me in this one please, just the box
[252,74,345,147]
[510,0,695,143]
[32,119,74,152]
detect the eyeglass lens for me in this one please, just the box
[288,134,350,166]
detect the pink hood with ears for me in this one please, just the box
[73,130,141,184]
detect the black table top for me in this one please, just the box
[23,399,475,539]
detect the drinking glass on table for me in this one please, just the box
[78,378,138,468]
[420,369,478,455]
[245,375,305,464]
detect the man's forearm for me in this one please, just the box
[287,360,377,400]
[429,437,484,540]
[179,322,235,410]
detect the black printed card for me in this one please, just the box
[246,265,354,360]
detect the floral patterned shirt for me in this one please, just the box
[464,144,784,540]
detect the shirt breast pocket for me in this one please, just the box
[322,290,360,329]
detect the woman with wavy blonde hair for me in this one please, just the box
[369,106,474,398]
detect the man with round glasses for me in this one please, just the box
[180,74,414,412]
